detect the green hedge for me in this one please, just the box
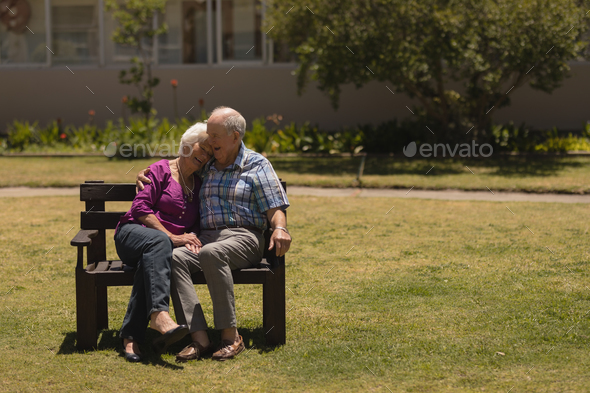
[491,122,590,153]
[2,117,589,156]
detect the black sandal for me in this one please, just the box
[121,338,141,363]
[152,325,189,355]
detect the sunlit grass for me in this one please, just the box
[1,195,589,391]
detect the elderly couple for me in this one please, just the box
[114,107,292,363]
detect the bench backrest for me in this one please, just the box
[79,180,286,267]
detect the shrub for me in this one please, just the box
[360,119,435,154]
[7,120,37,151]
[490,122,539,152]
[4,117,590,155]
[244,118,275,153]
[242,119,365,155]
[534,129,590,152]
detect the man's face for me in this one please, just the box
[206,121,238,165]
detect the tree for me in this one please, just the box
[267,0,590,141]
[105,0,167,123]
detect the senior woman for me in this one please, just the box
[114,122,212,362]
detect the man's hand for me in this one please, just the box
[266,208,291,257]
[136,167,152,193]
[185,243,202,254]
[268,228,291,257]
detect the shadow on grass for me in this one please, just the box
[484,156,586,177]
[57,330,183,369]
[268,156,587,177]
[57,326,276,365]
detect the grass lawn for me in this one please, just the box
[1,195,589,392]
[1,155,590,193]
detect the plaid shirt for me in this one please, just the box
[200,142,289,230]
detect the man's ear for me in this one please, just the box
[233,131,240,142]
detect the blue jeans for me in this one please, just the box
[115,223,174,343]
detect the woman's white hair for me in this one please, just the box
[178,122,208,157]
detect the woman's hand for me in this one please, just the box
[185,243,202,254]
[169,233,202,248]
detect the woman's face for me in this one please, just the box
[183,141,213,172]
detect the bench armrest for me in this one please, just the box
[70,229,99,247]
[265,252,285,268]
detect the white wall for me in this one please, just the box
[1,62,589,133]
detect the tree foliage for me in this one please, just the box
[267,0,590,140]
[105,0,167,122]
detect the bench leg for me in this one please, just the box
[96,286,108,331]
[76,269,98,350]
[263,265,286,346]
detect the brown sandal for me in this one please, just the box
[176,341,213,362]
[212,335,245,361]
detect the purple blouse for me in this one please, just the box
[116,159,201,235]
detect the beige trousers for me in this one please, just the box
[170,228,264,331]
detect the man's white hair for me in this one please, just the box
[178,122,208,156]
[211,106,246,139]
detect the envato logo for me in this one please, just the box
[403,141,493,158]
[103,141,191,158]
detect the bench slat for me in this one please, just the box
[95,271,135,286]
[84,259,272,285]
[81,211,125,230]
[90,268,271,286]
[110,261,124,271]
[91,261,110,273]
[81,183,137,202]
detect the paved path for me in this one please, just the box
[1,186,589,203]
[288,187,590,203]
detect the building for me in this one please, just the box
[1,0,589,133]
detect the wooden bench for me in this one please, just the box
[71,180,286,350]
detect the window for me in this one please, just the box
[156,0,273,65]
[156,0,217,65]
[156,0,180,64]
[1,0,294,67]
[103,4,152,65]
[180,0,216,64]
[0,0,47,64]
[51,0,99,64]
[221,0,261,61]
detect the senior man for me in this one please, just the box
[138,107,291,361]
